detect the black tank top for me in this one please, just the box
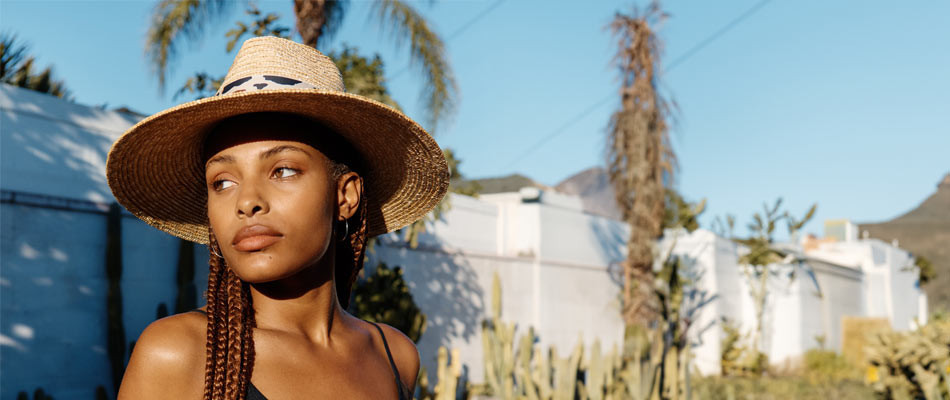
[191,309,411,400]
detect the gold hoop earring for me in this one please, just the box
[210,241,223,259]
[208,227,223,259]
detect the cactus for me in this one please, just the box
[434,347,463,400]
[472,270,700,400]
[15,388,54,400]
[105,202,125,395]
[174,239,196,314]
[476,272,656,400]
[865,318,950,400]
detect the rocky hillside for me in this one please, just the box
[554,167,621,220]
[860,173,950,311]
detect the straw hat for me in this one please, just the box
[107,36,448,244]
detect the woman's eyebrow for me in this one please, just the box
[206,154,235,167]
[259,145,312,160]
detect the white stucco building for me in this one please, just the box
[660,221,927,375]
[369,188,628,382]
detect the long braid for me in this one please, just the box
[203,232,223,400]
[224,268,244,399]
[211,250,229,399]
[205,229,255,400]
[239,282,256,398]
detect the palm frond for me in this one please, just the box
[145,0,236,91]
[0,33,28,81]
[0,33,70,99]
[371,0,457,133]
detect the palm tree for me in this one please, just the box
[145,0,456,132]
[606,2,675,327]
[1,33,70,99]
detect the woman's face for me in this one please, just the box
[203,115,361,283]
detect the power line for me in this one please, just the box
[502,0,775,171]
[664,0,774,73]
[446,0,506,41]
[388,0,505,81]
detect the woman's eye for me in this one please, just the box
[273,167,298,179]
[212,179,235,191]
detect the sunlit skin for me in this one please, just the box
[117,115,419,399]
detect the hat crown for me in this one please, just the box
[216,36,345,95]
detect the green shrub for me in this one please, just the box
[692,375,874,400]
[349,262,427,343]
[802,349,860,384]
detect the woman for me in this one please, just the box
[108,37,448,399]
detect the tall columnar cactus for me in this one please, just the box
[174,239,196,314]
[105,202,125,395]
[433,347,463,400]
[473,271,684,400]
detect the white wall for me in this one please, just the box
[2,84,210,398]
[1,202,209,399]
[662,228,924,375]
[370,192,628,383]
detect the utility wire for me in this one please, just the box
[388,0,505,81]
[503,0,774,170]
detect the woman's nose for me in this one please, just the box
[236,184,269,218]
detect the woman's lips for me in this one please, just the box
[232,224,283,252]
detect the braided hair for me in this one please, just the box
[201,124,368,400]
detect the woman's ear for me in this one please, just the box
[336,172,363,220]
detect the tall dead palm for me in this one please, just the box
[145,0,456,132]
[607,2,675,327]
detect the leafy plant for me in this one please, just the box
[727,198,817,366]
[349,262,426,343]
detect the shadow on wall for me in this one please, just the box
[1,85,139,202]
[0,200,209,399]
[370,233,485,358]
[588,216,628,290]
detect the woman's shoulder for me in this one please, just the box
[353,318,420,390]
[117,310,207,399]
[137,309,207,352]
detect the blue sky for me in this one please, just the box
[2,0,948,236]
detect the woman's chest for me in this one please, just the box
[247,335,401,399]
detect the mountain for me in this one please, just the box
[860,173,950,311]
[555,167,621,220]
[462,174,546,194]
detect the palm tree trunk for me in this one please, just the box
[608,2,674,327]
[294,0,329,47]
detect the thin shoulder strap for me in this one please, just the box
[370,322,408,399]
[191,308,207,315]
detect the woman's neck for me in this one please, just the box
[247,258,348,345]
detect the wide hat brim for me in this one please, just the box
[107,88,449,244]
